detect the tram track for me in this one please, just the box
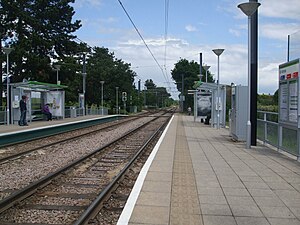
[0,111,173,224]
[0,112,158,164]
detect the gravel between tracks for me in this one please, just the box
[0,117,153,198]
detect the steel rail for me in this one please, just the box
[0,114,167,214]
[0,116,142,164]
[74,115,172,225]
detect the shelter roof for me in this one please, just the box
[10,81,67,91]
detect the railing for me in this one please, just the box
[0,106,6,125]
[64,106,108,118]
[0,106,108,125]
[257,111,299,158]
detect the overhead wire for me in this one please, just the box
[117,0,172,91]
[164,0,171,86]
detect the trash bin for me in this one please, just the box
[70,107,77,118]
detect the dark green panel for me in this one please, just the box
[0,116,125,147]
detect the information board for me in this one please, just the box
[279,59,300,125]
[197,92,212,117]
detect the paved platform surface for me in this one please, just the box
[118,115,300,225]
[0,115,106,134]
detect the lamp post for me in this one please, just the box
[203,65,210,83]
[3,47,13,125]
[82,53,87,116]
[181,74,184,112]
[100,81,104,115]
[238,1,260,149]
[116,87,119,114]
[53,64,61,85]
[212,49,224,129]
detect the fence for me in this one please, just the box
[257,111,299,159]
[64,106,108,118]
[0,106,6,125]
[0,106,108,125]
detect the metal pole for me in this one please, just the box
[199,53,202,76]
[250,0,258,146]
[246,15,252,149]
[82,53,86,116]
[116,87,119,114]
[194,92,197,122]
[287,34,290,62]
[100,81,104,115]
[181,74,184,112]
[56,70,59,84]
[124,101,126,114]
[217,55,220,129]
[6,53,9,125]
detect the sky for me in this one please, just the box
[70,0,300,99]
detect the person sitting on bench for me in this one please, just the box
[42,103,52,121]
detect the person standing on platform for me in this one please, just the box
[42,103,52,121]
[188,106,192,116]
[19,95,28,126]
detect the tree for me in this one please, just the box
[273,89,278,105]
[171,58,214,111]
[143,79,170,108]
[1,0,81,82]
[145,79,156,90]
[85,47,136,111]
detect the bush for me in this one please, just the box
[257,104,278,113]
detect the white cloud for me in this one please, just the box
[258,62,280,94]
[100,17,119,24]
[232,0,300,42]
[112,36,252,97]
[72,0,102,8]
[185,25,197,32]
[259,0,300,20]
[260,23,300,41]
[229,28,241,37]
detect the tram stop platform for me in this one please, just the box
[118,115,300,225]
[0,115,107,135]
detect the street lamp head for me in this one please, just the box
[238,2,261,17]
[212,49,225,56]
[2,47,13,55]
[203,65,211,71]
[54,64,61,70]
[100,81,105,84]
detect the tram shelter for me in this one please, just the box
[10,81,67,125]
[189,82,226,128]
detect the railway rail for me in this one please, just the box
[0,110,168,164]
[0,110,173,224]
[0,115,145,164]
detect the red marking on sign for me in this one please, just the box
[292,72,298,78]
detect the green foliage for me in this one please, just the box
[145,79,156,89]
[257,104,278,112]
[257,93,273,105]
[257,93,278,112]
[85,47,136,109]
[143,80,171,108]
[171,58,214,111]
[273,89,278,105]
[1,0,81,82]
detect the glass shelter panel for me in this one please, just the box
[282,127,297,155]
